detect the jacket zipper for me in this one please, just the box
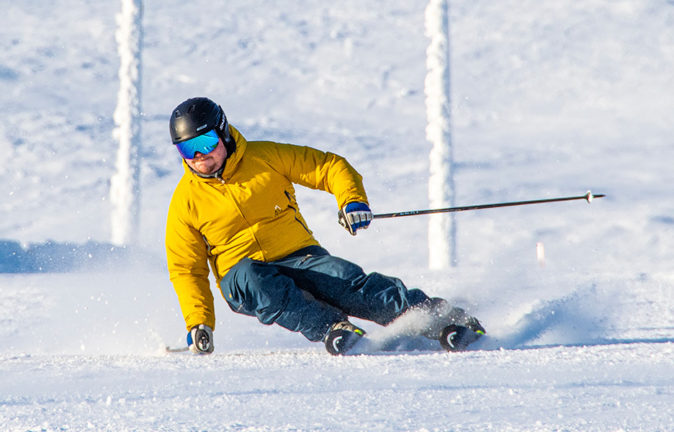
[214,176,267,260]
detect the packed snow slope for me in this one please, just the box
[1,1,673,431]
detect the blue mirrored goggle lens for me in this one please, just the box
[175,129,220,159]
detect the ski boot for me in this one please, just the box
[418,297,486,352]
[324,320,366,355]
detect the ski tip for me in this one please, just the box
[165,346,190,353]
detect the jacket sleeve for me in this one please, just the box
[165,190,215,332]
[264,142,369,208]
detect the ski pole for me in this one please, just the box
[373,191,605,219]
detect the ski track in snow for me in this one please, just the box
[2,0,674,430]
[1,344,672,431]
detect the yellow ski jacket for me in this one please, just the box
[165,126,369,331]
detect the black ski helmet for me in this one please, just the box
[169,97,232,146]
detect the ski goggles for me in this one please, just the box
[174,129,220,159]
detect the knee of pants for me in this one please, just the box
[219,258,287,319]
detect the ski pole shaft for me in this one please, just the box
[372,191,605,219]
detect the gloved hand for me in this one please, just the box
[338,202,372,235]
[186,324,214,354]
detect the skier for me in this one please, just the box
[165,97,484,355]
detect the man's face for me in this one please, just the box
[184,138,228,175]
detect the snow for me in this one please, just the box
[425,0,457,268]
[110,0,143,246]
[1,0,673,430]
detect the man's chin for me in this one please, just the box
[193,162,216,175]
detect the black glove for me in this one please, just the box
[186,324,214,354]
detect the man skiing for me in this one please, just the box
[165,97,484,355]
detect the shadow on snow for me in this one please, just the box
[0,239,152,273]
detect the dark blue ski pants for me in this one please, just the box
[219,246,429,342]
